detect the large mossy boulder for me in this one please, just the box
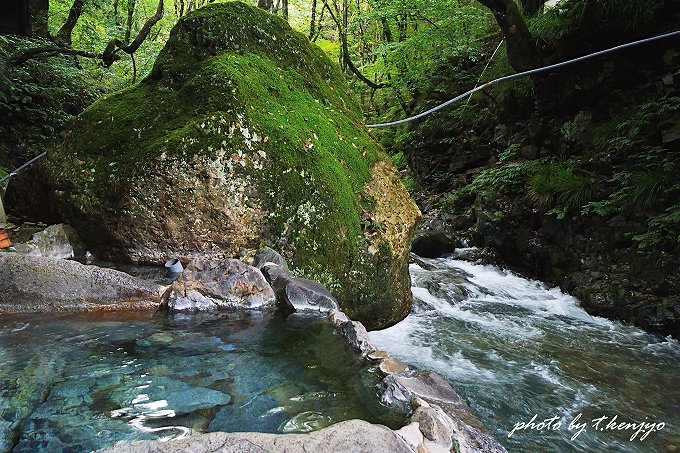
[42,2,420,329]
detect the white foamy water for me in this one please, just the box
[370,256,680,453]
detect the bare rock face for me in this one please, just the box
[0,253,165,312]
[167,259,276,311]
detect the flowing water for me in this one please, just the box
[0,310,401,452]
[370,255,680,453]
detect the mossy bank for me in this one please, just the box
[41,2,420,329]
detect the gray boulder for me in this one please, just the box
[100,419,411,453]
[0,254,166,313]
[167,259,276,311]
[339,320,376,355]
[271,274,339,313]
[252,246,288,269]
[327,310,376,355]
[12,223,87,259]
[260,262,292,286]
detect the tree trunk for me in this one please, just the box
[125,0,137,43]
[579,0,598,30]
[309,0,317,39]
[476,0,540,71]
[282,0,288,20]
[322,0,386,89]
[29,0,50,38]
[0,0,31,36]
[522,0,545,16]
[103,0,163,66]
[113,0,120,26]
[257,0,273,11]
[56,0,84,46]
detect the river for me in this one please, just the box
[370,254,680,453]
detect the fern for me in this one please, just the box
[634,203,680,248]
[528,160,594,214]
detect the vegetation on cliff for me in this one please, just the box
[379,0,680,337]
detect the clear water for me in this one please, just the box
[370,256,680,453]
[0,310,401,452]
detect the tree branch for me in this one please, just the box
[14,0,163,69]
[104,0,164,66]
[10,45,100,66]
[120,0,163,54]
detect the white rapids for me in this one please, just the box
[370,255,680,453]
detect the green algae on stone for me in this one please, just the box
[42,1,420,329]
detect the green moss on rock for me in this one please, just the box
[43,1,420,329]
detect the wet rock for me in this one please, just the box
[328,310,376,354]
[379,370,508,453]
[12,223,87,259]
[411,406,453,449]
[167,259,276,311]
[260,262,292,286]
[102,419,411,453]
[378,358,408,376]
[0,254,166,313]
[272,274,339,313]
[379,370,467,414]
[417,439,451,453]
[252,246,288,269]
[328,309,351,326]
[367,350,389,361]
[409,253,437,270]
[411,231,460,258]
[395,422,424,450]
[284,312,328,328]
[338,320,376,355]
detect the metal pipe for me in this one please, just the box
[0,152,48,185]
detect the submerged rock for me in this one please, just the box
[0,254,166,313]
[40,2,419,330]
[110,376,231,416]
[166,259,276,311]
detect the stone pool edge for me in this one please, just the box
[329,309,508,453]
[101,309,508,453]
